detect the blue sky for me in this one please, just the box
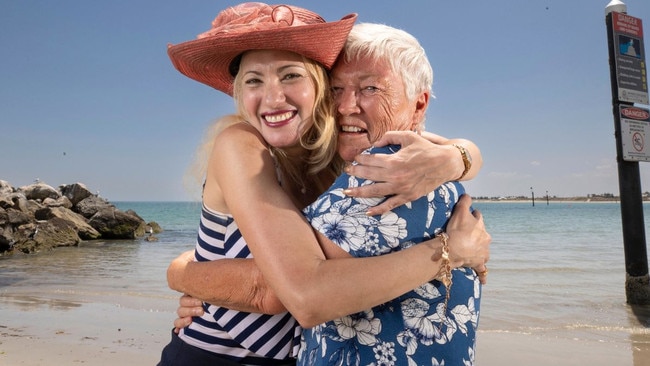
[2,0,649,201]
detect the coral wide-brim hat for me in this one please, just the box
[168,2,357,96]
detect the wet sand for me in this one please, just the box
[1,302,647,366]
[0,300,171,365]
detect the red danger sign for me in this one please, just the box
[613,12,643,37]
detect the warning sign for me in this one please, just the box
[611,12,648,105]
[620,105,650,161]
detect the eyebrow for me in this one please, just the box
[331,73,385,86]
[242,62,305,74]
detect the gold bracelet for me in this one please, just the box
[438,232,453,325]
[438,232,452,289]
[453,144,472,181]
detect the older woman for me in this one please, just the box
[297,23,483,365]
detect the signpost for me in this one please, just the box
[605,0,650,305]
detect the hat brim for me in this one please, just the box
[168,13,357,96]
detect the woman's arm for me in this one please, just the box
[170,193,489,329]
[343,131,483,216]
[167,250,286,314]
[210,124,489,327]
[167,250,286,333]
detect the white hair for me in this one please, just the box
[341,22,434,102]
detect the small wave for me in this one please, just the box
[478,329,534,335]
[0,294,83,310]
[565,322,649,334]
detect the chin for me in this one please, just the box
[337,137,370,163]
[338,150,357,163]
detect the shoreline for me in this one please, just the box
[473,198,626,203]
[0,304,641,366]
[1,291,647,366]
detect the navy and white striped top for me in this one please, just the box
[178,204,301,364]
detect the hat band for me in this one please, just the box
[198,5,314,39]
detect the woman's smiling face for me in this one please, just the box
[331,55,423,162]
[238,49,316,150]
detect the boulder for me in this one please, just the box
[60,183,93,206]
[6,208,32,226]
[19,183,60,201]
[35,206,101,240]
[0,207,8,226]
[0,192,25,210]
[0,208,14,252]
[0,226,13,252]
[2,192,44,217]
[74,195,114,219]
[88,207,145,239]
[144,234,159,242]
[19,198,44,217]
[147,221,163,234]
[11,218,81,254]
[43,196,73,209]
[0,180,13,196]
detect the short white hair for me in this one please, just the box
[341,22,434,102]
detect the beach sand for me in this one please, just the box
[477,331,647,366]
[1,301,648,366]
[0,300,171,366]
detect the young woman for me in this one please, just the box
[160,4,355,365]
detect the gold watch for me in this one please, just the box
[453,144,472,181]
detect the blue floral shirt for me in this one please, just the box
[299,145,481,366]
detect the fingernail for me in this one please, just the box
[343,189,352,196]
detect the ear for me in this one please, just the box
[411,91,429,129]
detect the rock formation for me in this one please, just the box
[0,180,162,254]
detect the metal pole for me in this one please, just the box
[530,187,535,207]
[605,0,650,305]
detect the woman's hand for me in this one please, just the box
[343,131,467,216]
[445,194,491,284]
[173,294,204,333]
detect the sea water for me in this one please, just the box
[1,201,649,352]
[473,202,650,338]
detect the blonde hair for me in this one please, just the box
[186,55,343,198]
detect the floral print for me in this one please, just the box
[299,145,481,366]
